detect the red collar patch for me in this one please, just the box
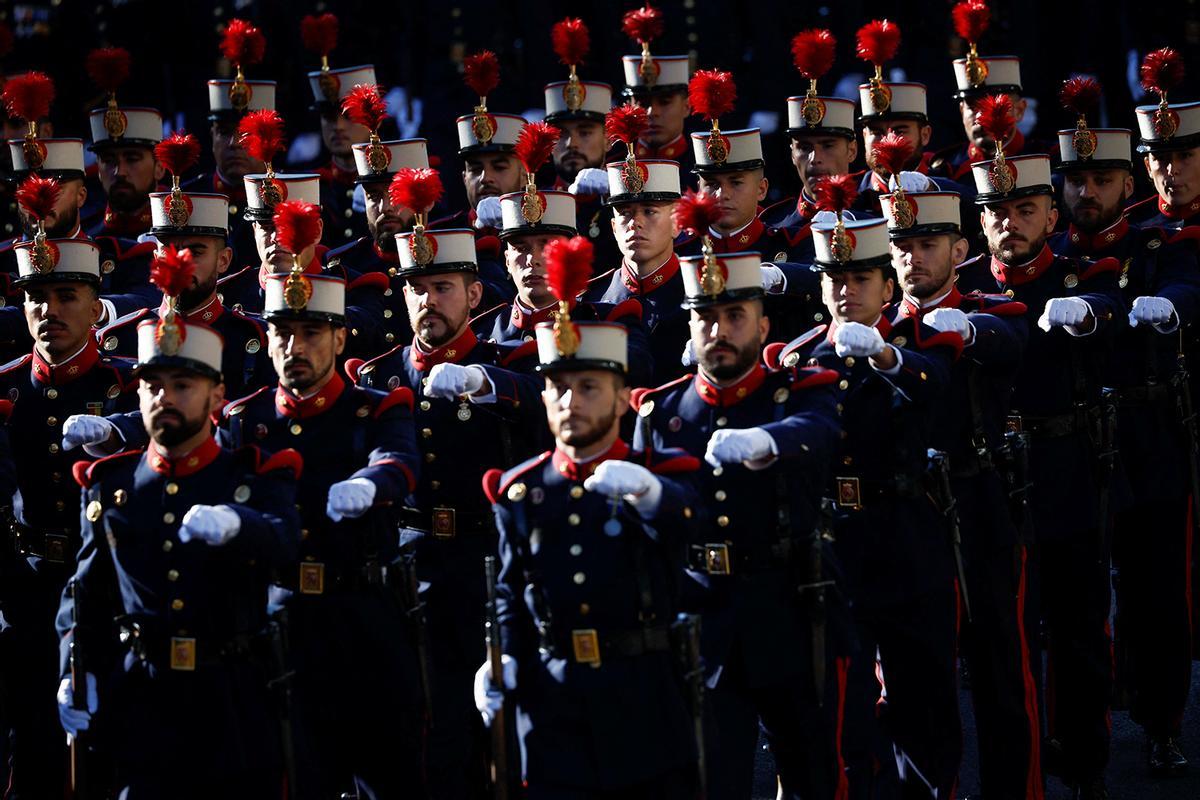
[147,436,221,477]
[694,362,766,407]
[31,339,101,386]
[409,326,478,372]
[990,244,1055,286]
[275,372,346,419]
[621,254,681,296]
[1067,218,1130,253]
[551,439,631,482]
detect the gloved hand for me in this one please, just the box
[583,460,663,517]
[833,321,886,358]
[326,477,377,522]
[923,307,974,343]
[704,427,778,469]
[891,170,936,193]
[1037,296,1091,332]
[474,196,503,230]
[425,363,487,400]
[1129,295,1176,328]
[680,338,697,367]
[760,264,786,292]
[178,504,241,546]
[62,414,117,457]
[568,167,609,197]
[473,654,517,728]
[57,673,98,737]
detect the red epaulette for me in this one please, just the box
[499,340,538,367]
[963,291,1027,317]
[74,449,143,489]
[373,386,414,418]
[629,373,693,411]
[217,265,256,287]
[0,353,32,376]
[95,236,156,261]
[1166,226,1200,247]
[1077,256,1121,282]
[642,448,701,475]
[604,298,643,322]
[98,307,152,337]
[344,358,366,382]
[0,398,12,422]
[222,385,271,418]
[492,451,554,501]
[348,272,389,292]
[237,445,304,480]
[777,325,829,367]
[791,366,839,390]
[470,302,509,327]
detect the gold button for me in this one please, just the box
[162,540,173,552]
[383,288,393,297]
[842,455,853,465]
[165,482,179,495]
[569,544,583,556]
[51,472,61,483]
[573,572,586,584]
[568,513,581,526]
[569,486,584,499]
[383,310,393,319]
[715,490,727,501]
[290,424,302,435]
[171,599,184,611]
[167,569,179,582]
[419,401,431,411]
[712,467,723,477]
[163,512,176,524]
[46,416,57,426]
[430,480,441,490]
[233,485,251,503]
[300,529,310,540]
[844,357,855,367]
[48,443,59,454]
[717,515,730,527]
[45,388,58,399]
[425,452,436,463]
[684,507,693,518]
[421,428,432,438]
[579,603,590,614]
[715,416,728,427]
[919,372,927,381]
[838,379,849,390]
[85,500,102,521]
[55,500,65,511]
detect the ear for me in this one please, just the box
[74,183,88,211]
[1046,204,1059,234]
[883,274,895,298]
[1012,96,1029,123]
[89,293,103,327]
[212,380,226,407]
[153,160,166,182]
[757,176,769,203]
[615,383,632,419]
[670,213,681,239]
[333,325,348,356]
[919,125,933,149]
[217,246,234,276]
[951,236,970,265]
[758,307,770,343]
[846,138,859,164]
[1123,173,1135,200]
[467,276,484,310]
[315,217,325,241]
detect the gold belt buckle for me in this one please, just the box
[44,534,68,563]
[572,629,601,667]
[432,507,456,539]
[705,543,731,575]
[299,562,325,595]
[1006,414,1023,434]
[835,477,862,510]
[169,637,196,671]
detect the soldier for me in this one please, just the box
[956,143,1123,799]
[620,4,693,166]
[474,243,702,798]
[0,234,137,798]
[54,310,302,799]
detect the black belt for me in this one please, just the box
[119,622,259,672]
[562,624,671,666]
[1008,408,1097,440]
[399,506,491,538]
[686,540,793,575]
[290,559,386,597]
[10,523,75,563]
[832,473,924,510]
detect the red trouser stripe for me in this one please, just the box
[1017,545,1045,800]
[835,656,851,800]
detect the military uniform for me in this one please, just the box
[84,105,165,240]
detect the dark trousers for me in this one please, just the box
[525,765,695,800]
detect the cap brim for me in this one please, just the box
[811,254,893,272]
[680,287,764,310]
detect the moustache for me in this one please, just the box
[705,341,738,355]
[283,358,312,371]
[418,310,447,325]
[152,409,184,425]
[37,321,66,334]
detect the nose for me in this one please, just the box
[284,334,300,356]
[559,388,575,409]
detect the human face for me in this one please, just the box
[553,119,606,182]
[861,119,932,175]
[690,300,769,382]
[319,111,371,161]
[504,233,564,308]
[96,146,164,213]
[631,91,688,148]
[542,369,629,452]
[156,237,233,310]
[981,194,1058,265]
[463,152,525,209]
[268,319,346,393]
[23,282,101,359]
[1145,147,1200,209]
[697,169,768,234]
[959,94,1027,153]
[20,178,86,239]
[210,119,265,182]
[404,272,483,348]
[253,217,324,274]
[1062,169,1133,234]
[363,181,414,253]
[790,135,858,195]
[822,269,895,325]
[611,201,679,267]
[138,368,224,448]
[891,235,968,300]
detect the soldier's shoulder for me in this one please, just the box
[629,446,702,475]
[232,444,303,480]
[99,307,154,337]
[495,338,539,368]
[73,449,143,489]
[93,235,155,262]
[483,450,554,504]
[223,385,273,418]
[346,382,415,418]
[629,373,694,411]
[771,324,830,368]
[960,290,1028,316]
[469,301,509,332]
[0,352,32,377]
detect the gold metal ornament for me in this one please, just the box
[868,69,891,113]
[283,269,313,311]
[103,98,127,139]
[157,308,183,357]
[988,153,1015,194]
[1073,119,1098,160]
[801,81,825,127]
[552,301,580,356]
[521,183,545,224]
[30,228,55,274]
[410,222,434,266]
[22,122,44,169]
[258,172,282,208]
[228,67,250,112]
[472,104,496,144]
[365,134,389,173]
[564,67,584,112]
[699,239,726,296]
[964,46,988,88]
[318,70,339,105]
[167,184,190,227]
[1154,102,1178,140]
[639,43,656,86]
[621,153,644,194]
[890,190,915,228]
[830,220,853,264]
[705,127,729,164]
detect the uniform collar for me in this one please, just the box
[551,438,631,482]
[635,134,688,160]
[372,241,400,264]
[709,217,764,253]
[409,326,478,372]
[275,372,345,419]
[694,362,766,407]
[511,298,568,330]
[213,171,247,202]
[31,338,100,386]
[320,158,357,185]
[828,314,893,343]
[147,436,222,477]
[795,193,818,222]
[161,294,225,325]
[967,128,1025,164]
[1157,196,1200,220]
[899,285,962,318]
[258,249,325,288]
[990,243,1055,286]
[1066,217,1130,253]
[101,202,154,237]
[621,253,681,295]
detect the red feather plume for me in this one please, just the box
[154,132,201,177]
[952,0,990,43]
[689,70,736,121]
[342,84,388,131]
[544,236,594,302]
[673,189,723,233]
[551,18,589,67]
[388,168,445,214]
[273,201,323,254]
[463,51,500,98]
[973,94,1015,141]
[221,19,266,67]
[237,109,286,164]
[149,244,196,298]
[791,29,837,80]
[85,47,131,93]
[855,20,901,67]
[606,104,649,145]
[1141,48,1185,97]
[300,13,339,58]
[1060,77,1102,117]
[813,175,859,215]
[15,174,60,222]
[622,4,664,44]
[3,72,55,122]
[514,121,559,175]
[871,132,915,177]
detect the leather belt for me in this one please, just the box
[832,473,924,510]
[564,624,672,666]
[10,523,75,563]
[119,622,259,672]
[1007,407,1097,440]
[685,540,793,575]
[399,507,491,539]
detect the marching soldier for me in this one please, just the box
[620,4,693,167]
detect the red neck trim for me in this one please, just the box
[322,158,357,184]
[161,295,224,325]
[899,286,963,319]
[1067,217,1130,253]
[621,253,681,295]
[511,299,570,330]
[551,438,631,482]
[635,134,687,160]
[694,362,766,407]
[101,202,153,236]
[147,436,221,477]
[990,244,1055,286]
[1158,196,1200,220]
[409,326,478,372]
[275,372,345,419]
[372,241,400,264]
[31,338,101,386]
[213,172,247,203]
[711,218,765,253]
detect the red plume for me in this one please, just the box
[342,84,388,131]
[273,201,323,254]
[1060,77,1102,117]
[544,236,594,303]
[1141,48,1185,97]
[15,174,60,222]
[855,20,901,67]
[689,70,736,121]
[85,47,131,93]
[514,121,559,175]
[237,109,286,164]
[606,104,650,145]
[974,94,1015,142]
[149,245,197,298]
[154,132,201,177]
[871,132,915,177]
[812,175,860,215]
[221,19,266,67]
[673,189,723,233]
[388,168,445,214]
[551,18,589,67]
[622,4,664,44]
[791,29,837,80]
[952,0,990,43]
[463,51,500,98]
[3,72,55,122]
[300,13,339,58]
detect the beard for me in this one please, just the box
[556,406,618,450]
[106,178,151,213]
[700,339,759,382]
[416,308,466,348]
[150,407,209,447]
[178,272,219,313]
[1068,198,1122,235]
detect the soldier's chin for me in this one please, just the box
[151,416,199,447]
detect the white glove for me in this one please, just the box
[1037,296,1090,332]
[474,196,503,230]
[326,477,377,522]
[704,427,778,469]
[833,321,886,358]
[1129,295,1176,329]
[923,307,974,344]
[760,264,786,292]
[62,414,116,457]
[680,338,697,367]
[583,460,663,517]
[892,170,936,193]
[568,167,609,197]
[178,504,241,546]
[57,673,98,737]
[473,654,517,728]
[425,362,487,400]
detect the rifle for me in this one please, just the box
[1094,390,1119,549]
[929,450,972,623]
[67,577,90,799]
[394,550,434,726]
[484,555,510,800]
[1171,350,1200,539]
[671,613,707,799]
[265,613,298,800]
[798,499,836,707]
